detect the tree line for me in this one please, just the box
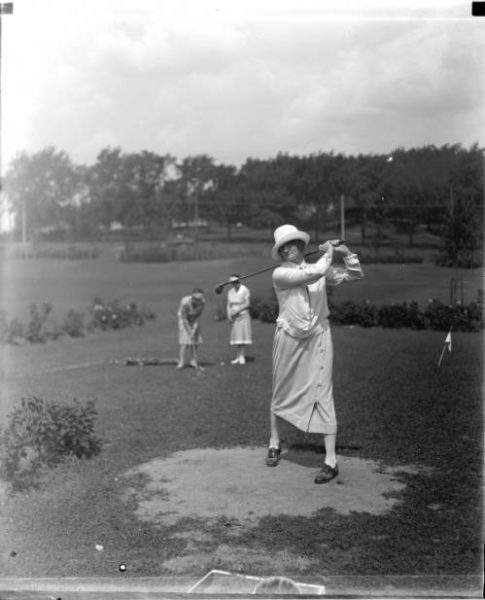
[2,143,483,255]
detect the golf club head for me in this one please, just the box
[215,284,225,295]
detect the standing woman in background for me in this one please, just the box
[176,289,206,369]
[227,275,252,365]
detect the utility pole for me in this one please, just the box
[194,187,199,240]
[0,2,13,233]
[340,193,345,241]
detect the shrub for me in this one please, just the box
[423,296,483,332]
[249,296,263,319]
[1,298,157,345]
[0,396,103,491]
[89,297,156,330]
[435,250,482,269]
[258,301,279,323]
[251,290,483,332]
[0,312,25,344]
[0,305,53,345]
[119,241,269,263]
[66,245,101,260]
[119,244,176,263]
[12,244,101,260]
[25,302,53,343]
[377,301,426,330]
[62,309,86,337]
[330,299,379,328]
[358,254,423,264]
[250,293,279,323]
[213,301,227,322]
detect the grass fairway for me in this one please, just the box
[1,254,482,320]
[0,256,483,591]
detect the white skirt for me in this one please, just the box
[230,311,252,345]
[271,321,336,434]
[178,317,202,345]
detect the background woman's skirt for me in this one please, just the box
[178,318,202,345]
[230,312,252,345]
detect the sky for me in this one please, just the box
[1,0,484,173]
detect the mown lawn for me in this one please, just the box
[0,255,483,589]
[0,318,482,582]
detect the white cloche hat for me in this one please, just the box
[271,224,310,261]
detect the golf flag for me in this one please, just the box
[437,329,452,367]
[444,330,452,353]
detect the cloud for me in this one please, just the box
[2,0,483,170]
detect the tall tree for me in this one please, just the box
[176,155,216,236]
[4,147,79,241]
[85,147,127,233]
[203,163,239,239]
[120,151,176,237]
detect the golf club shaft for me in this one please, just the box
[191,339,199,368]
[215,250,317,293]
[214,241,345,294]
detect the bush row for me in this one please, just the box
[435,250,483,269]
[5,244,101,260]
[121,245,427,264]
[119,241,269,262]
[0,298,156,345]
[249,290,483,332]
[358,254,423,264]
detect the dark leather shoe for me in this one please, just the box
[314,463,339,484]
[265,446,281,467]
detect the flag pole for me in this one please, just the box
[437,344,447,368]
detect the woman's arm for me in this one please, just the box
[228,288,250,318]
[233,289,250,317]
[226,297,232,322]
[325,244,364,286]
[178,300,194,336]
[273,249,333,290]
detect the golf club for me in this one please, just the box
[214,240,345,294]
[191,340,204,372]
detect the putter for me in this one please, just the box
[191,340,204,372]
[214,240,345,294]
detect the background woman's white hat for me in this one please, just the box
[272,225,310,260]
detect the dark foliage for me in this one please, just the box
[0,396,103,491]
[89,297,156,330]
[62,309,86,337]
[359,254,423,264]
[1,298,156,345]
[25,302,52,343]
[250,290,483,332]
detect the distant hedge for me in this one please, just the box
[250,290,483,332]
[358,254,423,264]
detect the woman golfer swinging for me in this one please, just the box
[266,225,363,483]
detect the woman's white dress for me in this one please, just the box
[271,254,363,433]
[227,284,252,345]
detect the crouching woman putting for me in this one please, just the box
[266,225,363,483]
[176,289,206,369]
